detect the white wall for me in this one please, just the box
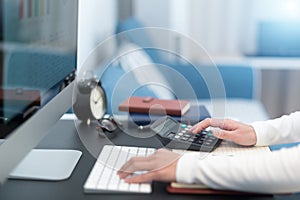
[133,0,172,57]
[189,0,248,57]
[134,0,171,29]
[133,0,300,58]
[133,0,248,59]
[132,0,300,118]
[133,0,192,62]
[77,0,117,70]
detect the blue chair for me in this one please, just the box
[161,61,260,100]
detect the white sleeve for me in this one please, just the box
[252,111,300,146]
[176,144,300,194]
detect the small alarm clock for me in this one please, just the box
[73,71,107,125]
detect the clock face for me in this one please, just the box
[90,86,106,119]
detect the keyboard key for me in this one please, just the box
[140,183,152,193]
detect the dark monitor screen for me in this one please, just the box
[0,0,78,138]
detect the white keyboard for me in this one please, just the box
[84,145,156,194]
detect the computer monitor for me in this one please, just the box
[0,0,80,184]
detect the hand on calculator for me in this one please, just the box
[150,116,222,152]
[189,118,257,146]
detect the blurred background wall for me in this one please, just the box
[79,0,300,119]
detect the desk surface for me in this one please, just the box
[1,119,299,200]
[1,97,299,200]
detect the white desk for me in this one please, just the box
[198,98,269,124]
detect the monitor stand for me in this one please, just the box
[9,149,82,181]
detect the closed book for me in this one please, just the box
[167,185,272,196]
[167,182,272,196]
[118,96,190,116]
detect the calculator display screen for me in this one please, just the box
[151,118,179,135]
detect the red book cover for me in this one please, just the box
[118,96,190,116]
[166,184,272,196]
[0,88,41,106]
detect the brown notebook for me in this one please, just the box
[0,88,41,106]
[118,96,190,116]
[166,182,272,196]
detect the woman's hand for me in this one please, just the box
[118,118,257,183]
[117,148,180,183]
[189,118,257,146]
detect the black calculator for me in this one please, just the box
[150,116,222,152]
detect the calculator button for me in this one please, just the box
[181,137,189,141]
[174,135,180,139]
[196,140,203,144]
[167,133,175,138]
[178,132,183,136]
[181,124,187,128]
[188,138,194,142]
[207,132,214,137]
